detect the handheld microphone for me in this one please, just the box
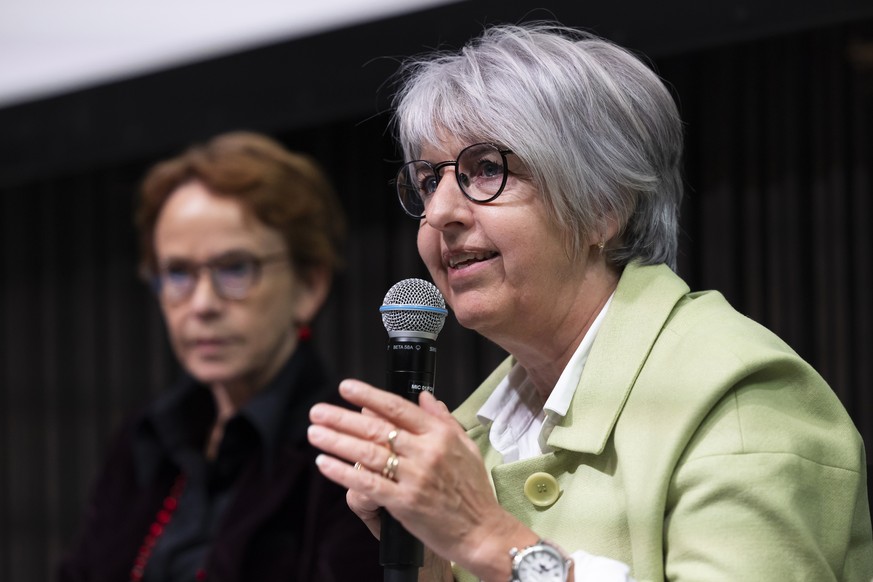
[378,278,448,582]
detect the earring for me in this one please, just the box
[597,240,605,251]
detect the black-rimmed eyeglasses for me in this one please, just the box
[394,142,513,219]
[152,251,288,304]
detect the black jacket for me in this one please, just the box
[58,341,382,582]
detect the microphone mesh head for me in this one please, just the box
[380,278,448,337]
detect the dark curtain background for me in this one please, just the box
[0,13,871,581]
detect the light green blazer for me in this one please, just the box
[452,262,873,581]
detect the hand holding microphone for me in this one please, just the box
[378,278,447,582]
[309,278,517,581]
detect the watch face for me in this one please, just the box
[516,546,566,581]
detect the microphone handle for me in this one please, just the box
[381,336,436,581]
[381,513,423,582]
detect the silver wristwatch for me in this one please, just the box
[509,539,572,581]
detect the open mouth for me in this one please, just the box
[448,251,498,269]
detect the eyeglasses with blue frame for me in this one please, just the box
[151,251,288,303]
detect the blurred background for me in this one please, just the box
[1,1,872,579]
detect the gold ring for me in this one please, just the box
[354,462,363,471]
[381,453,399,481]
[387,429,399,454]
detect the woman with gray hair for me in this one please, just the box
[308,23,873,581]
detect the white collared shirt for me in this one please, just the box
[476,293,612,462]
[476,293,634,582]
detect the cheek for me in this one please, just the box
[160,306,185,345]
[417,228,441,270]
[254,284,298,330]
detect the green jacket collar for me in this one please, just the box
[453,262,689,455]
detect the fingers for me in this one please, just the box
[310,401,397,444]
[310,381,512,571]
[313,451,404,513]
[347,487,381,516]
[335,380,442,433]
[418,391,479,455]
[313,380,454,440]
[308,424,394,472]
[314,453,392,490]
[309,381,461,466]
[308,379,460,516]
[346,489,383,539]
[418,390,453,419]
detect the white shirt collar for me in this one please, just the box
[477,292,614,461]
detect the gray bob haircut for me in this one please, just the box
[391,23,684,269]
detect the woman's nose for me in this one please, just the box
[187,270,223,313]
[424,171,469,228]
